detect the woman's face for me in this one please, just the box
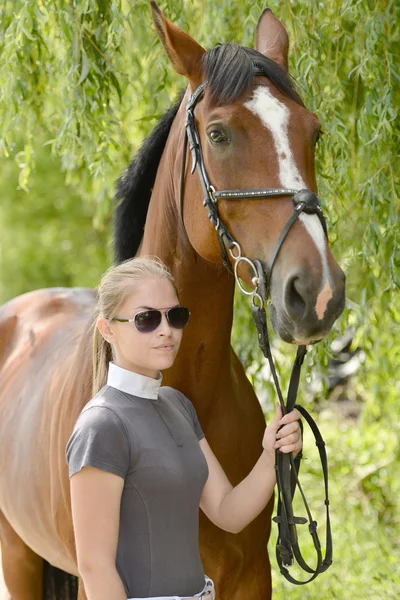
[101,277,184,379]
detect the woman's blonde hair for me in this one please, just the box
[92,256,177,396]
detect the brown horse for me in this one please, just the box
[0,4,345,600]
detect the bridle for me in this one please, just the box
[180,76,333,585]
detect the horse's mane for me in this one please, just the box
[113,91,184,263]
[113,43,301,263]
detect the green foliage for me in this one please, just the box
[237,361,400,588]
[0,139,110,302]
[0,0,399,595]
[268,408,400,598]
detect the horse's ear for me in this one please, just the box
[150,1,205,88]
[255,8,289,72]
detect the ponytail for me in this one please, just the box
[92,323,113,396]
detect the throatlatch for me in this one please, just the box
[180,79,333,585]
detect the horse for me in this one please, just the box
[0,4,345,599]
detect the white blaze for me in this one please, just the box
[244,87,332,319]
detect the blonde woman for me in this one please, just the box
[66,256,302,600]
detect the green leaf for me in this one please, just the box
[78,47,90,85]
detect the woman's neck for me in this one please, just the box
[112,358,159,380]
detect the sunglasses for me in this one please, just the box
[112,305,190,334]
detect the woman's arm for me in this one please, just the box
[199,405,301,534]
[70,466,127,600]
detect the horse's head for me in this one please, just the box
[151,2,345,344]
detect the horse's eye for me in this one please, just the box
[208,128,230,144]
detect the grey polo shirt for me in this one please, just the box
[66,364,209,598]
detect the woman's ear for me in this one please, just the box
[96,317,115,344]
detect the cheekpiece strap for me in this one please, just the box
[186,82,207,112]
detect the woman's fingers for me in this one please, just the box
[278,408,301,425]
[274,432,300,449]
[276,421,299,439]
[275,439,303,454]
[263,408,303,456]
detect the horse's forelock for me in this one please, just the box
[202,43,302,106]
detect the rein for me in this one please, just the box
[180,79,333,584]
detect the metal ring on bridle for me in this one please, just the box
[252,292,264,307]
[233,256,261,296]
[208,184,216,202]
[229,241,242,260]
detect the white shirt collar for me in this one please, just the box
[107,362,162,400]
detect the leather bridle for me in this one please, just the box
[179,77,333,585]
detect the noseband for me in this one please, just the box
[180,79,333,585]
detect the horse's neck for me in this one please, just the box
[139,112,237,408]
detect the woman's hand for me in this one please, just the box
[262,404,302,458]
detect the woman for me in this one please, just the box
[66,256,302,600]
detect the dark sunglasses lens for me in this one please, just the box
[167,306,190,329]
[134,311,162,333]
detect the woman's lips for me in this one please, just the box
[155,345,174,351]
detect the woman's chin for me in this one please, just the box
[154,355,177,372]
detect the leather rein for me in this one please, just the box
[179,79,333,585]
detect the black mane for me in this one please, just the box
[113,44,301,263]
[113,91,184,263]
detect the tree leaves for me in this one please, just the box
[78,47,90,85]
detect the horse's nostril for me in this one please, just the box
[285,277,306,320]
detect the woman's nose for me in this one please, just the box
[157,314,173,335]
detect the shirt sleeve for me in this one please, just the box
[66,406,130,479]
[175,390,205,442]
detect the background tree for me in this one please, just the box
[0,1,398,597]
